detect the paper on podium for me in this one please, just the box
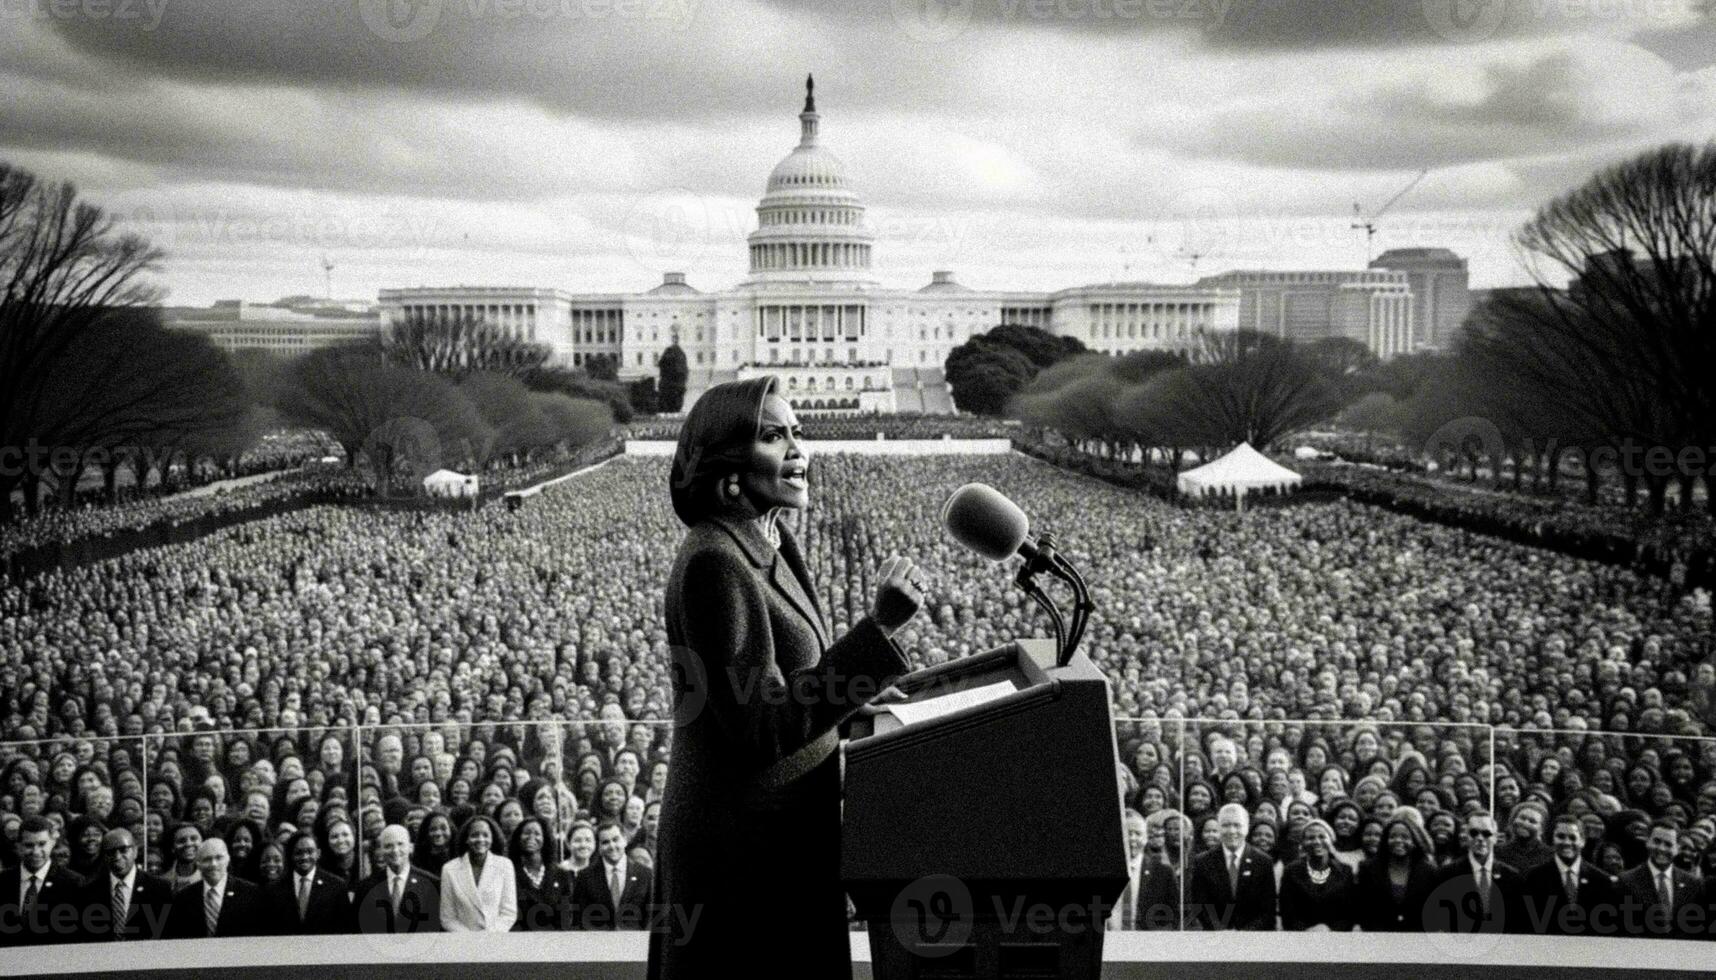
[872,679,1020,734]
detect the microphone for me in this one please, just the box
[941,482,1097,669]
[941,483,1038,564]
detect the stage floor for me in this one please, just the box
[4,933,1711,979]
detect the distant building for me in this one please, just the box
[163,298,380,356]
[1195,269,1415,359]
[1369,247,1470,352]
[379,77,1241,414]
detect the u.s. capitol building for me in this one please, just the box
[380,78,1442,413]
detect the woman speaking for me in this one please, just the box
[647,377,924,979]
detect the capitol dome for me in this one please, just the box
[746,76,875,285]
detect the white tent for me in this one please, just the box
[423,469,479,499]
[1176,442,1302,501]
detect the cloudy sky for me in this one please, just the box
[3,0,1712,305]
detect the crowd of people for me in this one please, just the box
[1299,462,1716,592]
[622,413,1017,443]
[1,451,1712,945]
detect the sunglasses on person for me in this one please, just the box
[1466,829,1494,837]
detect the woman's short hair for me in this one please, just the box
[669,376,779,527]
[455,813,507,858]
[1383,812,1434,857]
[1301,818,1337,846]
[508,815,550,858]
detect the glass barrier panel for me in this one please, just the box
[1174,719,1497,934]
[0,734,147,944]
[1491,727,1716,941]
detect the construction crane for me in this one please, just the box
[1352,169,1428,262]
[321,254,335,299]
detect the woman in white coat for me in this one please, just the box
[440,814,518,931]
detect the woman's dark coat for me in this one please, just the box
[1353,855,1440,932]
[1278,858,1357,931]
[647,515,906,979]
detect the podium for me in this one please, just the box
[842,639,1127,980]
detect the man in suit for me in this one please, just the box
[351,824,440,934]
[1523,814,1624,937]
[1,816,85,947]
[266,831,350,935]
[75,829,172,942]
[1186,803,1276,930]
[1620,819,1703,939]
[1421,811,1525,934]
[165,838,265,939]
[1108,809,1178,931]
[572,821,652,930]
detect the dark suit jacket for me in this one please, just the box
[1353,857,1440,932]
[512,862,573,932]
[165,876,266,939]
[1186,845,1277,930]
[74,870,174,942]
[1278,859,1357,931]
[0,864,86,947]
[1522,859,1625,936]
[1619,862,1702,939]
[1419,859,1527,935]
[351,866,442,934]
[572,860,652,930]
[648,516,906,980]
[265,870,351,935]
[1111,855,1179,930]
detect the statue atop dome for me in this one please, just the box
[799,74,819,147]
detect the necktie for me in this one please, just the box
[1657,870,1672,909]
[1562,869,1577,905]
[23,874,39,912]
[1227,853,1240,895]
[298,876,312,920]
[1477,866,1491,917]
[204,885,221,937]
[113,879,129,937]
[610,865,623,907]
[390,874,404,915]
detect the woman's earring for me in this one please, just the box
[725,480,740,497]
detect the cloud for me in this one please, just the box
[1154,38,1712,171]
[34,0,979,121]
[763,0,1709,49]
[0,0,1708,306]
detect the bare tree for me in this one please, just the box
[384,307,552,380]
[27,309,249,508]
[1475,142,1716,512]
[0,163,164,522]
[1178,330,1346,451]
[277,345,492,495]
[461,371,556,466]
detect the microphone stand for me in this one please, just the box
[1015,531,1096,668]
